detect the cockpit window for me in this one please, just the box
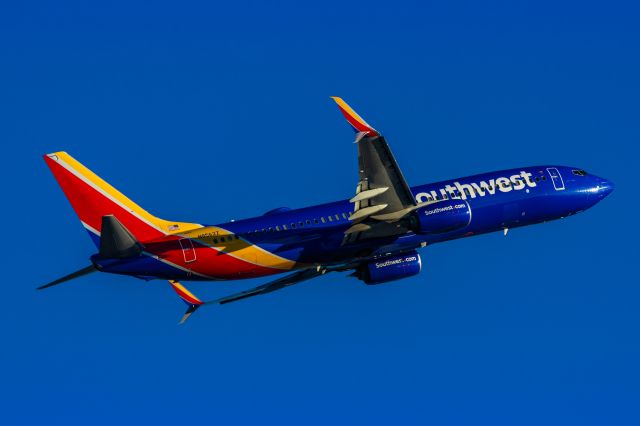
[572,169,588,176]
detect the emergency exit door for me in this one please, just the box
[178,238,197,263]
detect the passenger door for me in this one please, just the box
[546,167,565,191]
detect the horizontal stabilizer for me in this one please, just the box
[37,265,96,290]
[100,215,143,258]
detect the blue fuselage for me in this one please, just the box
[218,165,613,267]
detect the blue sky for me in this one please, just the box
[1,1,639,424]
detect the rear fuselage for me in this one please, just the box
[91,165,613,281]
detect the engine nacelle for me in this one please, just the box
[355,251,422,285]
[411,199,472,234]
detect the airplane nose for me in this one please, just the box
[597,178,614,198]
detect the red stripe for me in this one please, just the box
[47,156,288,281]
[45,156,165,242]
[175,287,202,305]
[336,105,378,135]
[145,236,283,280]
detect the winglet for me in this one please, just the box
[331,97,380,137]
[169,280,204,324]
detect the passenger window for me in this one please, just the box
[342,213,348,219]
[275,226,280,231]
[213,238,218,244]
[321,217,326,223]
[291,223,296,229]
[283,224,288,230]
[314,219,319,224]
[328,216,333,222]
[306,220,311,225]
[335,214,340,221]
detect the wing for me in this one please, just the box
[170,267,327,324]
[331,97,418,243]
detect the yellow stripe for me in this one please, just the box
[183,227,301,270]
[330,97,374,129]
[169,281,202,304]
[49,152,202,234]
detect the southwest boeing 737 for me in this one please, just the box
[40,97,614,323]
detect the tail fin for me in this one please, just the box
[44,152,201,244]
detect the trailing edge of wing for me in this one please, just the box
[169,268,327,324]
[331,97,380,136]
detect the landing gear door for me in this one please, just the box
[546,167,565,191]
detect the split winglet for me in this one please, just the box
[169,281,205,324]
[169,267,328,324]
[331,97,380,137]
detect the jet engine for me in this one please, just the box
[354,251,422,285]
[410,199,472,234]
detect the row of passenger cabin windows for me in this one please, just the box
[246,212,351,235]
[212,234,240,244]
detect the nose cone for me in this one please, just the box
[597,178,615,199]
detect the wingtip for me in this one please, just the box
[329,97,379,136]
[169,280,204,306]
[178,304,201,325]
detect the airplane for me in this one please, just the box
[39,97,614,323]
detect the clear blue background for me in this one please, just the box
[1,1,638,424]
